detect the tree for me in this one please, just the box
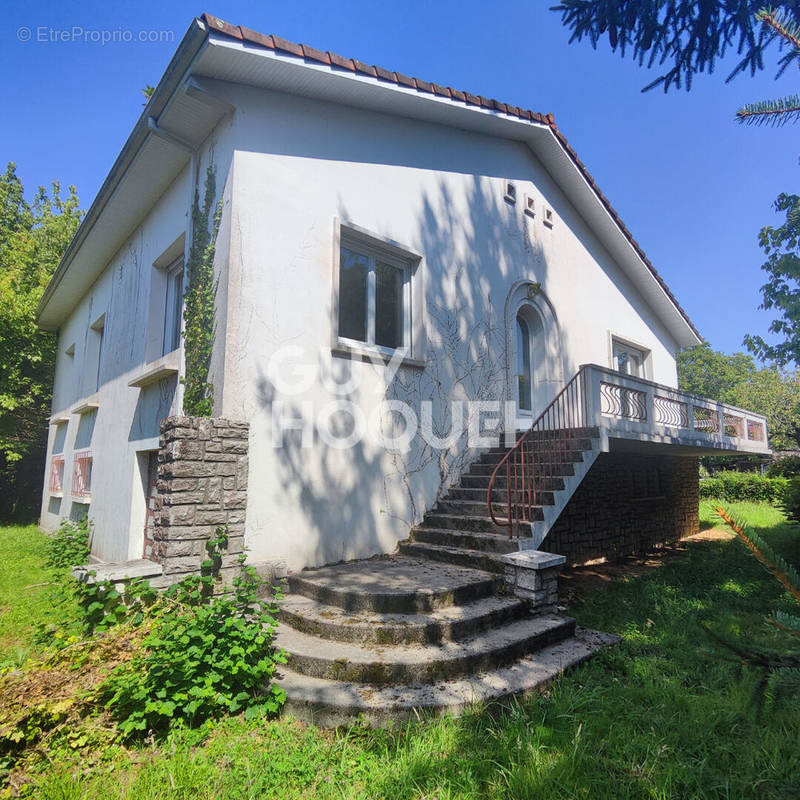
[0,163,82,518]
[552,1,800,92]
[742,191,800,368]
[677,342,758,401]
[678,342,800,450]
[554,4,800,363]
[736,8,800,126]
[733,365,800,450]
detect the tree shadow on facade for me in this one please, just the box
[252,174,556,568]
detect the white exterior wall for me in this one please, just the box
[41,80,685,570]
[38,120,237,561]
[213,85,681,571]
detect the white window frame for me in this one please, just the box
[332,221,424,364]
[609,334,651,380]
[90,313,105,393]
[162,256,184,356]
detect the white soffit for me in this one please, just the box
[37,135,188,330]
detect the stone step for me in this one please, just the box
[422,511,542,533]
[277,628,617,726]
[398,540,510,573]
[479,440,595,464]
[279,592,528,645]
[276,613,576,685]
[436,495,554,517]
[491,426,600,447]
[410,526,522,554]
[287,556,498,614]
[469,458,582,477]
[449,480,565,499]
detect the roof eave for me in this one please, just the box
[35,17,210,330]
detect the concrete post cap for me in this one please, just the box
[500,550,566,570]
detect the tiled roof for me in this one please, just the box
[201,12,700,341]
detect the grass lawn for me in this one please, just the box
[0,524,50,670]
[2,504,800,800]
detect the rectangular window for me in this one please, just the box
[612,338,648,379]
[337,237,411,354]
[90,313,105,393]
[49,455,65,494]
[162,258,184,355]
[142,451,159,559]
[72,451,93,498]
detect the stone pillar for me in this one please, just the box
[501,550,565,614]
[152,416,249,585]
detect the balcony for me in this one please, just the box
[582,365,769,455]
[488,364,770,545]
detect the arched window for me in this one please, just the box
[516,313,532,412]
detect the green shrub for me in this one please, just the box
[778,476,800,523]
[75,576,158,636]
[44,517,90,570]
[100,529,286,736]
[699,471,788,503]
[767,456,800,478]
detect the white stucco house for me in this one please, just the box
[38,13,769,583]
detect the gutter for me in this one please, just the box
[36,17,210,328]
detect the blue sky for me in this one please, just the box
[2,0,797,355]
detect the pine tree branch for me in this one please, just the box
[736,94,800,125]
[758,7,800,51]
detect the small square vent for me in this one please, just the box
[543,207,554,228]
[503,181,517,204]
[524,194,536,218]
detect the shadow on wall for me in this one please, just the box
[74,409,97,450]
[128,377,177,442]
[254,174,565,567]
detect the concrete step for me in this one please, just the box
[287,556,498,614]
[277,628,618,726]
[410,526,522,554]
[500,426,600,450]
[436,495,554,517]
[449,479,565,499]
[422,511,542,533]
[479,440,595,464]
[279,592,529,645]
[469,459,581,477]
[398,540,511,573]
[276,613,576,685]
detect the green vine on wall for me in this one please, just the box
[182,165,222,417]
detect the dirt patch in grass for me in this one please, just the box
[558,530,734,603]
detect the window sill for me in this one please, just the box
[331,343,426,370]
[49,491,64,498]
[128,351,181,388]
[49,413,70,425]
[72,396,99,416]
[72,495,91,504]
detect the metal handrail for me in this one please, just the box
[487,366,589,537]
[487,363,770,537]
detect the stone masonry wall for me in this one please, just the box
[542,453,699,566]
[151,416,249,584]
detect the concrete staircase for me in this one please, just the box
[275,427,615,725]
[276,556,613,725]
[400,426,602,564]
